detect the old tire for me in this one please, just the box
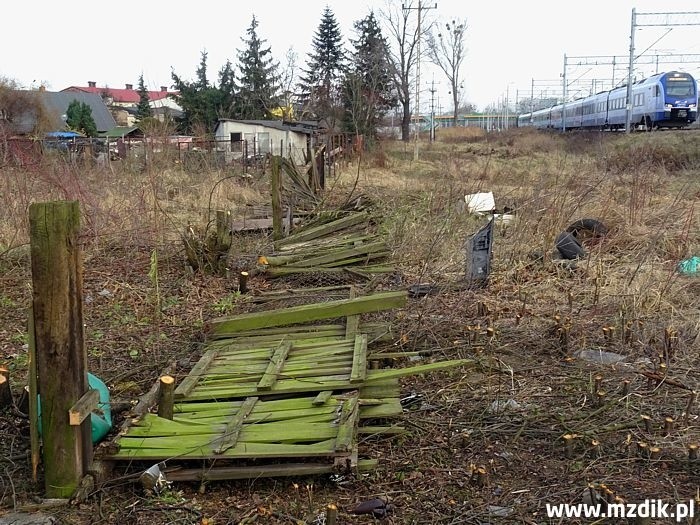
[566,218,608,238]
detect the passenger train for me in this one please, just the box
[518,71,697,131]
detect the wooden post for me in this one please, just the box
[270,156,283,241]
[158,375,175,420]
[238,271,249,294]
[0,371,11,408]
[29,201,91,498]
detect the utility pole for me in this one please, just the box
[428,76,438,141]
[562,54,567,132]
[403,1,437,160]
[625,8,636,133]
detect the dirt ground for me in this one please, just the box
[1,129,700,524]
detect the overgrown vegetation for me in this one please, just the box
[1,128,699,523]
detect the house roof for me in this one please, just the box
[62,85,175,104]
[98,126,140,138]
[12,90,116,134]
[216,119,319,135]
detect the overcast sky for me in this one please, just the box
[3,1,699,112]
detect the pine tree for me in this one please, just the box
[136,74,152,121]
[65,100,97,137]
[236,15,279,120]
[171,50,237,134]
[343,12,395,142]
[299,7,346,121]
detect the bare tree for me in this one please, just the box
[278,47,298,119]
[427,19,467,127]
[380,1,433,142]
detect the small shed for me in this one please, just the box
[214,119,317,163]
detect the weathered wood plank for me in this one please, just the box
[312,390,333,406]
[174,348,220,398]
[257,341,292,391]
[349,334,368,384]
[164,459,378,482]
[274,212,369,248]
[212,396,259,454]
[109,439,339,460]
[68,389,100,426]
[288,241,387,268]
[335,397,359,454]
[210,292,406,335]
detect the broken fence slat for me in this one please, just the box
[275,212,370,248]
[350,334,368,384]
[210,292,406,336]
[335,397,359,454]
[312,390,334,406]
[257,341,292,391]
[68,389,100,426]
[213,396,259,454]
[175,348,220,398]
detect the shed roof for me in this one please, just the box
[216,119,318,135]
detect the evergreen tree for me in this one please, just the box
[299,7,346,121]
[65,99,97,137]
[343,12,395,142]
[171,50,237,134]
[236,15,279,120]
[136,74,153,120]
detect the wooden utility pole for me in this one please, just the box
[29,200,92,498]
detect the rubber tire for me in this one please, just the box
[555,231,586,260]
[566,218,608,238]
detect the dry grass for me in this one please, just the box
[1,129,700,523]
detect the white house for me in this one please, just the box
[214,119,317,163]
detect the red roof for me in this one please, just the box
[61,85,175,104]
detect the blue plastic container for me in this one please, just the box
[37,372,113,444]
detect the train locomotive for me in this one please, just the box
[518,71,698,131]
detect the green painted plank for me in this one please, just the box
[176,406,339,424]
[210,292,406,335]
[289,241,387,268]
[360,399,403,418]
[312,390,333,406]
[215,324,345,337]
[174,396,341,414]
[364,359,473,382]
[335,397,359,454]
[350,334,368,384]
[108,438,338,460]
[201,366,352,387]
[358,426,406,435]
[274,212,369,247]
[209,331,345,344]
[257,341,292,391]
[212,396,258,454]
[175,347,220,398]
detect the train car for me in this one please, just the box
[517,70,697,132]
[629,71,697,129]
[517,113,533,127]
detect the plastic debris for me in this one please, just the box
[678,256,700,275]
[574,349,627,365]
[350,498,394,518]
[463,192,496,214]
[140,462,171,494]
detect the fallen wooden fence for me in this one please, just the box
[100,291,472,481]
